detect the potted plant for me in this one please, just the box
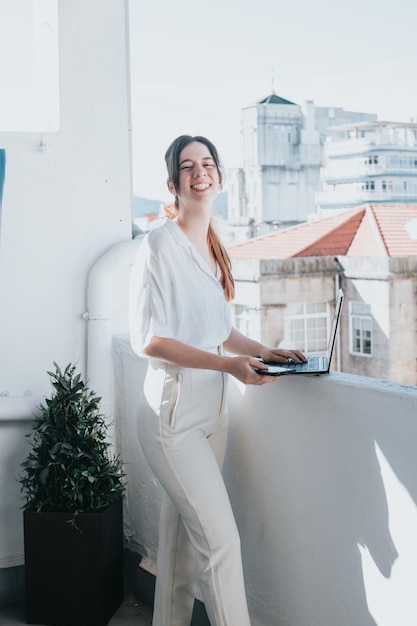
[20,362,126,626]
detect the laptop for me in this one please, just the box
[255,289,344,376]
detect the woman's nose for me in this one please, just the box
[193,164,205,176]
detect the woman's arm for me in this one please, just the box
[142,335,278,385]
[143,336,229,370]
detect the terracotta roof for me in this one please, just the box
[228,205,417,260]
[369,205,417,257]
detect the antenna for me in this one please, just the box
[271,67,276,94]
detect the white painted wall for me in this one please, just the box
[0,0,132,567]
[0,0,132,398]
[115,337,417,626]
[0,0,60,132]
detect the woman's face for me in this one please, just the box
[168,141,221,204]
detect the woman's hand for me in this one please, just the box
[223,355,281,386]
[258,347,307,366]
[224,329,306,368]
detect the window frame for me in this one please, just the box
[349,301,373,357]
[284,302,330,356]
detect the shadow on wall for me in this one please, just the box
[225,375,416,626]
[113,327,417,626]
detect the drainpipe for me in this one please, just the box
[84,237,143,430]
[0,238,142,424]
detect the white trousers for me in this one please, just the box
[137,356,251,626]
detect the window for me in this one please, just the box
[387,155,417,169]
[233,305,259,340]
[361,181,375,191]
[284,302,328,355]
[350,302,372,356]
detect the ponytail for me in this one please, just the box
[162,204,235,302]
[207,222,235,301]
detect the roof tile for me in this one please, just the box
[228,204,417,260]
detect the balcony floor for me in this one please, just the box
[0,594,153,625]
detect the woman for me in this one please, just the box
[129,135,306,626]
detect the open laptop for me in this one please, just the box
[255,289,344,376]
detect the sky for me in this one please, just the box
[128,0,417,202]
[1,0,416,203]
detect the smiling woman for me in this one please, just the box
[128,134,306,626]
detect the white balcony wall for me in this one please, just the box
[115,333,417,626]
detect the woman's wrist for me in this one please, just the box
[217,355,233,373]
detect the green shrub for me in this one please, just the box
[20,362,125,515]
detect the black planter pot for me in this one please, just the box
[24,498,123,626]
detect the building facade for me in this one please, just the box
[227,94,377,244]
[317,120,417,214]
[228,205,417,386]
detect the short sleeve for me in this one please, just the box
[129,220,232,353]
[128,235,175,356]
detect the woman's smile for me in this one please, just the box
[191,182,211,191]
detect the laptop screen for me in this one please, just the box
[327,289,344,362]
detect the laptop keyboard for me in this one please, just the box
[282,356,326,371]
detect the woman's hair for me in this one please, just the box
[163,135,235,301]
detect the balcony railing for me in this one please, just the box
[2,330,417,625]
[316,189,417,208]
[321,165,417,184]
[112,335,417,626]
[325,138,417,157]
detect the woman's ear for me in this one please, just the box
[167,180,177,196]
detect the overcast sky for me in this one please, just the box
[128,0,417,201]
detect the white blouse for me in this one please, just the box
[129,219,232,356]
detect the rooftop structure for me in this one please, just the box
[227,95,378,244]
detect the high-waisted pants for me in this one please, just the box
[137,355,251,626]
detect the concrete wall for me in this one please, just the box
[0,0,132,571]
[114,334,417,626]
[341,256,417,385]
